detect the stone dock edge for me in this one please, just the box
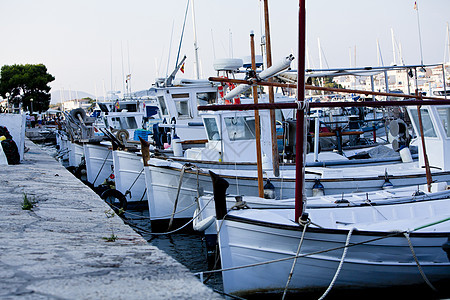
[0,138,222,299]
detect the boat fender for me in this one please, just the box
[264,179,276,199]
[193,208,216,232]
[312,179,325,196]
[442,239,450,261]
[100,189,128,213]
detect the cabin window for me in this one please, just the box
[197,92,217,106]
[410,108,437,137]
[158,96,168,115]
[174,100,190,118]
[109,117,121,129]
[224,116,257,141]
[172,93,190,99]
[126,117,138,129]
[204,118,221,140]
[437,108,450,138]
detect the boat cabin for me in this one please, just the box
[184,110,273,164]
[408,105,450,171]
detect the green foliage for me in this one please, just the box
[102,234,118,242]
[0,64,55,113]
[308,76,343,94]
[22,193,36,210]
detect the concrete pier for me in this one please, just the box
[0,139,222,299]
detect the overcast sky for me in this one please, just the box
[1,0,449,99]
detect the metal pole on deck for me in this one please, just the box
[295,0,306,222]
[250,31,265,198]
[415,90,433,192]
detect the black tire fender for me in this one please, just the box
[100,188,127,212]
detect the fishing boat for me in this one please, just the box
[142,102,450,230]
[214,198,450,296]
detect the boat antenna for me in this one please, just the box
[191,0,200,79]
[376,38,385,67]
[165,20,175,86]
[414,1,424,65]
[127,41,132,96]
[211,29,216,60]
[175,0,190,68]
[121,41,125,97]
[445,22,450,64]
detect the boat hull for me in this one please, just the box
[217,208,450,295]
[84,143,113,186]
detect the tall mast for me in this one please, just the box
[263,0,280,177]
[250,31,264,198]
[191,0,200,79]
[295,0,307,222]
[391,28,397,65]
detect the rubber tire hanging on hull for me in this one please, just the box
[101,189,127,213]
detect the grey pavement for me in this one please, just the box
[0,138,222,299]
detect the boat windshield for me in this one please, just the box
[107,116,138,130]
[438,107,450,138]
[224,116,256,141]
[410,108,437,137]
[204,117,221,140]
[158,96,168,115]
[197,92,217,106]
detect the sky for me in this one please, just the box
[1,0,450,102]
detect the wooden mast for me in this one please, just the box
[263,0,280,177]
[295,0,307,222]
[250,31,265,198]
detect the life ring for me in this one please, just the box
[101,188,128,213]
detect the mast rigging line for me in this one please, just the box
[175,0,190,68]
[207,76,449,102]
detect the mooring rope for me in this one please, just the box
[282,217,310,300]
[318,227,355,300]
[92,149,111,185]
[125,168,144,198]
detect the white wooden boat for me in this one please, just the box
[215,201,450,296]
[142,105,450,228]
[83,142,114,186]
[112,149,147,208]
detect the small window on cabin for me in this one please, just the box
[110,117,121,129]
[204,118,221,140]
[158,96,168,115]
[410,108,437,137]
[224,116,257,141]
[437,108,450,138]
[174,100,190,118]
[126,117,138,129]
[197,92,217,106]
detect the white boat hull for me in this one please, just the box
[68,141,84,167]
[217,202,450,295]
[144,157,450,223]
[84,143,113,186]
[113,150,147,203]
